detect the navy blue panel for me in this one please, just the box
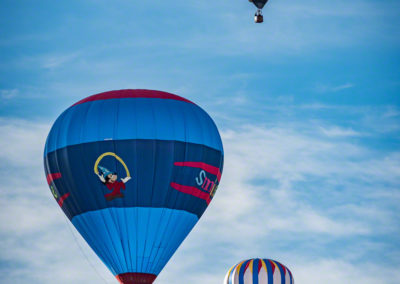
[252,259,259,284]
[44,139,223,219]
[276,261,286,284]
[238,259,250,284]
[44,98,223,156]
[264,259,274,283]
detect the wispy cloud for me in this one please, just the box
[1,89,18,99]
[11,52,82,71]
[41,52,81,69]
[320,126,363,137]
[314,83,355,93]
[0,118,50,167]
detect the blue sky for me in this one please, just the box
[0,0,399,283]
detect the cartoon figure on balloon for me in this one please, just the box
[94,152,132,201]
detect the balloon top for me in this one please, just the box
[224,258,294,284]
[72,89,195,107]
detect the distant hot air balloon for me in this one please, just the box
[44,89,224,284]
[249,0,269,23]
[224,258,294,284]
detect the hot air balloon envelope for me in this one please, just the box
[252,0,269,9]
[224,258,294,284]
[44,89,224,283]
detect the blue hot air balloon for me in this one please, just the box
[44,89,224,284]
[224,258,294,284]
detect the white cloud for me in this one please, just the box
[41,52,81,69]
[383,106,400,118]
[320,126,363,137]
[0,118,50,167]
[12,52,81,71]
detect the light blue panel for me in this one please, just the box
[44,98,223,156]
[71,207,199,276]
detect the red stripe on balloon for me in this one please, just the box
[57,193,70,207]
[288,268,293,280]
[170,182,211,204]
[46,173,62,185]
[173,161,221,182]
[72,89,194,106]
[278,261,287,275]
[244,261,251,273]
[269,260,276,274]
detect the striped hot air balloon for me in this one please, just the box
[224,258,294,284]
[44,89,224,284]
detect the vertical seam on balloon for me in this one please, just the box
[277,260,286,284]
[270,260,280,282]
[287,267,294,284]
[153,101,193,274]
[53,112,71,216]
[228,263,236,284]
[63,107,83,219]
[90,101,117,273]
[120,100,133,273]
[150,100,184,274]
[148,102,173,274]
[228,263,238,284]
[132,97,139,275]
[238,259,251,284]
[181,103,196,237]
[80,99,110,264]
[260,259,268,275]
[67,106,121,273]
[53,110,97,267]
[141,97,157,274]
[98,99,124,274]
[276,260,287,284]
[79,104,115,271]
[144,148,170,273]
[266,259,275,284]
[252,259,259,284]
[170,102,199,270]
[248,259,254,284]
[113,99,129,273]
[92,101,121,273]
[117,99,133,273]
[148,101,175,274]
[193,104,207,214]
[233,260,246,284]
[74,100,112,270]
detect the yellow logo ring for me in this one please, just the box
[94,152,131,177]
